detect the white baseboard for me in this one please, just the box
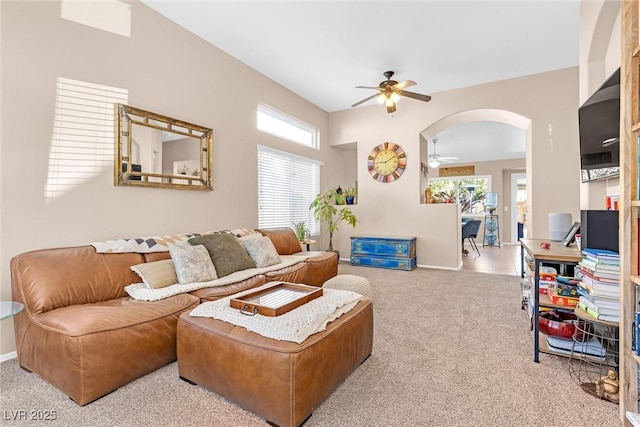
[0,351,17,362]
[340,258,462,271]
[417,263,462,271]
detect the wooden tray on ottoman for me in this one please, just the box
[230,282,323,317]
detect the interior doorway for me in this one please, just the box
[511,173,527,242]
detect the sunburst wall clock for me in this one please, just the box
[367,142,406,183]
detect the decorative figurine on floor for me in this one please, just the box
[596,369,619,403]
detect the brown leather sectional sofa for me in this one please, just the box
[10,227,337,405]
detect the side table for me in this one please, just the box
[298,239,316,251]
[0,301,24,320]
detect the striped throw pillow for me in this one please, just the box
[130,259,178,289]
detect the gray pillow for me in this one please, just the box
[240,236,282,268]
[168,244,218,284]
[189,234,256,278]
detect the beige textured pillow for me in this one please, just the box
[240,236,282,268]
[169,244,218,284]
[130,259,178,289]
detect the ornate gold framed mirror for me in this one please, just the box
[114,103,213,190]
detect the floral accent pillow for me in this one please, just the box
[240,236,282,268]
[168,244,217,284]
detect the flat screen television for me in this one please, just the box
[578,67,620,183]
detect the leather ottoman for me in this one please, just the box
[177,297,373,427]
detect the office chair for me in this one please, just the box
[462,220,481,256]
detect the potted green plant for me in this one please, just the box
[310,189,359,253]
[292,220,310,241]
[343,187,357,205]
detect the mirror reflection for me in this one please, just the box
[115,104,213,190]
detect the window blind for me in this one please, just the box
[257,145,321,235]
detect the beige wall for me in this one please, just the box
[328,67,581,263]
[335,142,358,195]
[0,1,346,355]
[0,1,585,356]
[579,0,622,209]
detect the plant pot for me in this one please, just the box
[345,196,354,205]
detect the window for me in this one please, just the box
[257,104,318,149]
[257,145,321,235]
[60,0,131,38]
[427,176,490,214]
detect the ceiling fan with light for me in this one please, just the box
[428,138,458,168]
[351,71,432,113]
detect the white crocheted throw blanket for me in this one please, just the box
[190,284,362,343]
[125,255,309,301]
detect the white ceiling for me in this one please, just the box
[141,0,579,163]
[430,121,526,164]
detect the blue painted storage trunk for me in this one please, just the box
[350,235,417,271]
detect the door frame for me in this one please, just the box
[511,172,526,243]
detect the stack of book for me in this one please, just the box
[577,248,620,323]
[538,266,558,294]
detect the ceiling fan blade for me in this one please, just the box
[440,156,459,160]
[356,86,382,90]
[392,80,416,90]
[397,89,432,102]
[351,93,380,107]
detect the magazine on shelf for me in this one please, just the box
[581,257,620,267]
[546,335,607,357]
[582,305,620,322]
[580,286,620,300]
[579,258,620,271]
[581,248,620,260]
[578,266,620,282]
[579,270,620,285]
[578,297,620,315]
[579,277,620,293]
[577,288,619,308]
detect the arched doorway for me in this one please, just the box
[419,108,532,244]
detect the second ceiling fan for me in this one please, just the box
[428,138,458,168]
[352,71,432,113]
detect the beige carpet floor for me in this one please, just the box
[0,264,622,426]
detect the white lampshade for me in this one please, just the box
[428,159,440,168]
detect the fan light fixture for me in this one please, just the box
[377,92,400,105]
[352,71,432,114]
[428,138,458,168]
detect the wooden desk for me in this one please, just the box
[520,238,582,362]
